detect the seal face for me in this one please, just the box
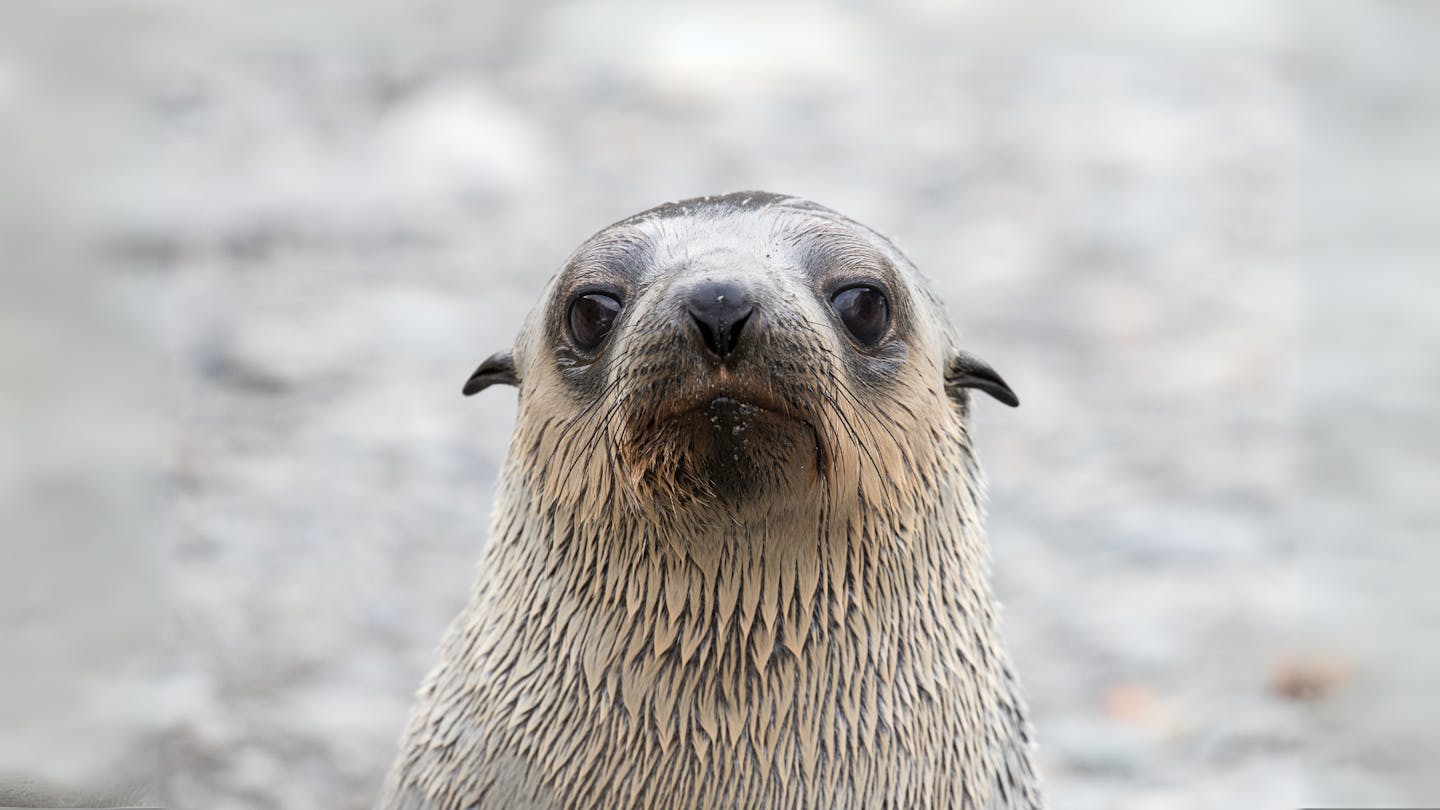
[384,192,1039,810]
[466,192,1014,512]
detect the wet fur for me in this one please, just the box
[379,193,1041,809]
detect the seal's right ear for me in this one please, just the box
[462,352,518,396]
[945,351,1020,408]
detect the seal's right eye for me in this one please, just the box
[568,292,623,351]
[831,285,890,347]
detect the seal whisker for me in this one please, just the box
[819,370,900,477]
[807,382,887,486]
[827,371,911,472]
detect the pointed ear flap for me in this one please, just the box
[462,351,518,396]
[945,351,1019,408]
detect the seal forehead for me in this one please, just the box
[574,193,899,289]
[629,213,789,284]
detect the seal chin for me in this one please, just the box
[691,397,822,500]
[619,389,824,504]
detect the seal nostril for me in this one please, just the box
[692,313,721,357]
[690,307,752,358]
[686,281,753,360]
[725,311,751,355]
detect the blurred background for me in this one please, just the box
[2,1,1436,808]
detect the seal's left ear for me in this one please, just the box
[462,352,519,396]
[945,351,1019,408]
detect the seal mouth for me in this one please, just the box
[694,394,784,418]
[668,392,820,439]
[653,387,803,423]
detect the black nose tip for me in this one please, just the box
[687,281,753,360]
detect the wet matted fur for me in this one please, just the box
[378,192,1042,809]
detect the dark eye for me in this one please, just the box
[831,285,890,346]
[568,292,623,351]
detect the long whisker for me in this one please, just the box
[816,386,886,479]
[549,371,634,484]
[827,369,909,459]
[821,370,895,469]
[554,369,630,448]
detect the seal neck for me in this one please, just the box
[449,453,1037,807]
[480,432,1010,690]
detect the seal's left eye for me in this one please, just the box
[831,285,890,346]
[568,292,623,351]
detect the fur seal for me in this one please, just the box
[378,192,1041,809]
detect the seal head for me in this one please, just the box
[464,191,1016,514]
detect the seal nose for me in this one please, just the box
[686,281,753,360]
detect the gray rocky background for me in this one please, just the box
[1,2,1436,808]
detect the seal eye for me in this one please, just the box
[831,285,890,346]
[568,292,623,351]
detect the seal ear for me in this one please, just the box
[945,351,1019,408]
[462,351,518,396]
